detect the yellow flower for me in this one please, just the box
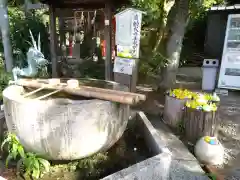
[210,103,218,111]
[186,101,190,107]
[169,88,193,99]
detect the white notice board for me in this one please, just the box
[218,14,240,90]
[115,8,143,59]
[113,57,135,75]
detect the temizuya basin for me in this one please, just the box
[3,78,129,160]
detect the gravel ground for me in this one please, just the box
[217,91,240,172]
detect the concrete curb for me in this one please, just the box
[101,112,209,180]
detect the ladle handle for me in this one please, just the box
[15,79,143,105]
[23,87,45,98]
[35,89,62,100]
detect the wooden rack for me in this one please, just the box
[16,78,146,105]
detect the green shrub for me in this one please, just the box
[18,152,50,179]
[0,8,50,67]
[1,132,25,167]
[1,132,50,179]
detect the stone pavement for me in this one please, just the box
[217,91,240,172]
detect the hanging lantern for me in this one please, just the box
[75,32,81,42]
[101,40,106,58]
[76,31,85,44]
[61,44,66,52]
[68,33,74,57]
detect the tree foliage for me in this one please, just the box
[0,7,49,67]
[0,6,49,99]
[131,0,165,27]
[190,0,224,19]
[134,0,225,84]
[8,0,40,7]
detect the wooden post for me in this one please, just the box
[49,5,58,78]
[163,95,186,129]
[0,0,13,72]
[104,2,113,81]
[131,59,139,92]
[58,16,65,56]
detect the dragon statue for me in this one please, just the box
[12,30,48,81]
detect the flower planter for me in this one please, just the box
[163,95,187,128]
[183,107,219,144]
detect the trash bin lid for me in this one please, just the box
[202,59,219,67]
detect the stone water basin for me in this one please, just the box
[2,79,129,160]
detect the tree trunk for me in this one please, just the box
[158,0,190,89]
[153,0,175,53]
[0,0,13,72]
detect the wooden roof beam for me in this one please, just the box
[40,0,130,8]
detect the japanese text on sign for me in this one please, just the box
[115,8,144,58]
[131,12,142,58]
[132,14,139,56]
[113,57,135,75]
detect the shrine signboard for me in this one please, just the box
[115,8,143,59]
[113,57,135,75]
[113,8,145,92]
